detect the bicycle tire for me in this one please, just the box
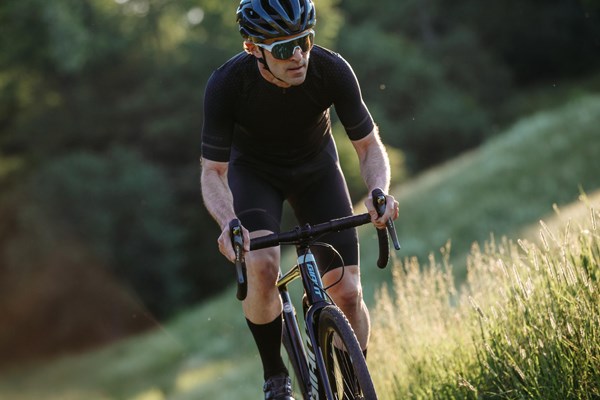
[318,305,378,400]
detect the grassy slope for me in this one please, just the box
[0,94,599,399]
[368,189,600,399]
[360,93,600,286]
[352,91,600,301]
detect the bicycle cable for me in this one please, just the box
[303,240,346,292]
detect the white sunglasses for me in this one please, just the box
[255,30,315,60]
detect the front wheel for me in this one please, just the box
[317,305,377,400]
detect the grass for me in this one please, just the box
[358,93,600,290]
[0,94,599,398]
[0,293,261,399]
[369,191,600,399]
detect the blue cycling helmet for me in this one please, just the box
[236,0,316,42]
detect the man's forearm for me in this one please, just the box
[353,127,391,193]
[361,145,391,193]
[200,158,237,229]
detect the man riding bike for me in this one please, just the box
[200,0,399,398]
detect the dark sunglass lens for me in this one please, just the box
[295,33,313,52]
[271,44,291,59]
[271,33,314,59]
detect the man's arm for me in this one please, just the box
[351,127,398,227]
[200,158,235,228]
[352,126,391,193]
[200,157,249,260]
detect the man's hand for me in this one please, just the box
[365,192,399,230]
[218,220,251,262]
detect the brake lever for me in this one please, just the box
[372,188,401,250]
[229,219,247,301]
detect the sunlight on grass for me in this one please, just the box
[377,95,600,283]
[170,355,262,400]
[370,191,600,399]
[0,389,112,400]
[130,388,164,400]
[174,359,233,393]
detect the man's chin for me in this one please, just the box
[287,73,307,86]
[286,64,308,84]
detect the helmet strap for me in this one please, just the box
[257,49,269,67]
[258,48,289,86]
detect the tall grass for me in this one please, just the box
[369,199,600,399]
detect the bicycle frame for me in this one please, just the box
[279,243,339,400]
[230,188,401,399]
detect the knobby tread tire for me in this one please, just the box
[317,305,378,400]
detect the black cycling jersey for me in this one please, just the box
[201,45,374,270]
[201,45,375,166]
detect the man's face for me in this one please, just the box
[252,30,313,87]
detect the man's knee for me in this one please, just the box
[324,266,363,309]
[247,247,280,287]
[332,282,363,308]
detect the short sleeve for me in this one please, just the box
[201,69,235,162]
[329,54,375,140]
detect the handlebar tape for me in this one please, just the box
[372,188,391,268]
[230,219,247,301]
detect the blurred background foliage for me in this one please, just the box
[0,0,599,366]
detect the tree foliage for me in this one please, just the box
[13,148,185,316]
[336,0,599,170]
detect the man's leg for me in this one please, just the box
[226,156,292,398]
[322,265,368,399]
[243,234,288,379]
[243,233,294,400]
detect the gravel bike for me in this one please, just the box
[231,188,400,400]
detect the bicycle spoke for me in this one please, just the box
[318,306,377,399]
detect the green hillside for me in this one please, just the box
[369,188,600,399]
[360,93,600,286]
[0,95,599,399]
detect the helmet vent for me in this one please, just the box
[237,0,316,42]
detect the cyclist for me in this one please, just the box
[200,0,399,398]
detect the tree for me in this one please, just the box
[336,0,600,171]
[5,148,186,317]
[0,0,350,322]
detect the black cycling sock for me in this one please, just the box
[247,314,289,380]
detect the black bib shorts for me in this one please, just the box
[228,136,358,273]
